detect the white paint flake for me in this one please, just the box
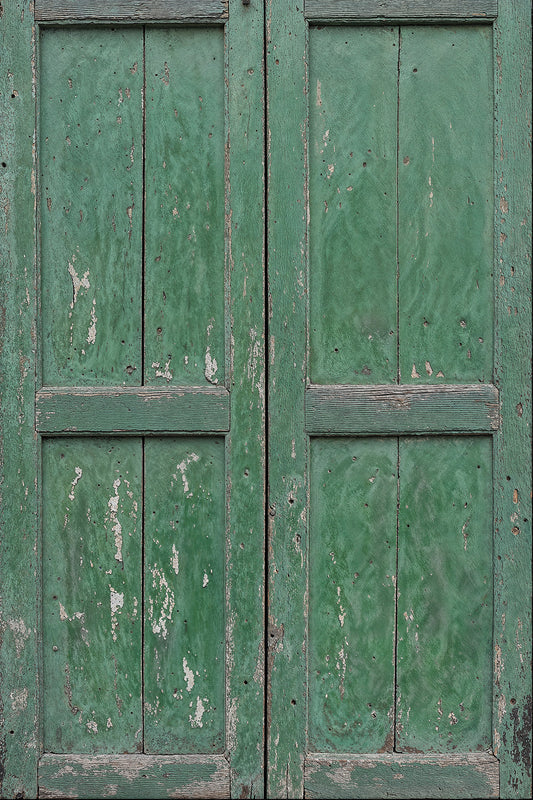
[336,585,346,628]
[107,478,123,563]
[86,720,98,734]
[175,452,200,498]
[203,572,209,588]
[148,566,175,640]
[204,320,218,384]
[87,298,97,344]
[171,544,180,575]
[411,363,421,379]
[58,602,89,646]
[109,586,124,642]
[425,360,433,376]
[10,688,29,712]
[68,256,90,307]
[107,717,113,729]
[183,658,195,692]
[68,466,83,501]
[428,175,434,207]
[152,359,173,382]
[448,712,458,725]
[189,696,206,728]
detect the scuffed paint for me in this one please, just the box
[109,586,124,642]
[183,658,195,692]
[106,478,123,564]
[205,320,219,384]
[148,565,175,640]
[174,452,200,498]
[171,544,179,575]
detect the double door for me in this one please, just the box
[0,1,530,799]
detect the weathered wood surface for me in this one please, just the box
[266,0,308,796]
[396,437,493,751]
[42,438,143,752]
[144,28,225,388]
[309,26,398,384]
[143,438,225,753]
[492,1,532,798]
[308,438,397,752]
[305,384,500,434]
[39,753,230,798]
[36,387,230,432]
[40,26,144,386]
[305,0,498,22]
[399,26,494,384]
[224,0,267,794]
[305,753,499,799]
[0,1,39,797]
[35,0,228,21]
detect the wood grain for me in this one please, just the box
[38,753,229,798]
[308,27,398,384]
[144,28,225,388]
[143,438,225,754]
[305,1,498,22]
[39,26,144,386]
[42,438,143,753]
[396,437,493,752]
[36,387,230,433]
[305,753,499,799]
[35,1,228,21]
[308,438,397,753]
[305,384,500,435]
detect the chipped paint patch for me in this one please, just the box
[8,617,31,657]
[152,358,173,382]
[10,687,28,712]
[148,565,175,639]
[109,586,124,642]
[68,466,83,501]
[183,657,195,692]
[189,696,207,728]
[171,544,180,575]
[67,255,90,307]
[175,452,200,498]
[86,720,98,734]
[205,320,219,384]
[107,478,123,563]
[87,297,97,344]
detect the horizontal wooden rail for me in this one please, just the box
[305,752,499,799]
[35,0,228,22]
[305,384,499,435]
[305,0,497,23]
[39,754,229,798]
[36,386,230,433]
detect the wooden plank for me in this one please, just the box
[266,0,308,795]
[493,1,532,798]
[225,0,267,793]
[308,26,398,384]
[305,1,498,22]
[0,1,39,796]
[143,438,225,754]
[396,437,493,752]
[40,26,143,386]
[308,438,397,752]
[38,753,230,798]
[36,387,230,433]
[305,384,499,435]
[42,438,143,752]
[305,753,499,799]
[398,26,494,385]
[144,28,225,388]
[35,1,227,21]
[224,0,267,793]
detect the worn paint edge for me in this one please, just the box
[38,753,230,799]
[305,0,497,22]
[35,387,230,432]
[305,753,499,799]
[35,0,228,21]
[305,384,500,434]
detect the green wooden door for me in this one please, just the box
[1,1,266,797]
[266,1,531,799]
[0,2,531,799]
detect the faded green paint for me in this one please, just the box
[309,26,398,385]
[42,438,143,753]
[0,0,39,796]
[309,438,397,753]
[399,26,494,384]
[40,26,144,386]
[493,1,532,797]
[396,437,493,752]
[144,438,225,754]
[144,28,225,388]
